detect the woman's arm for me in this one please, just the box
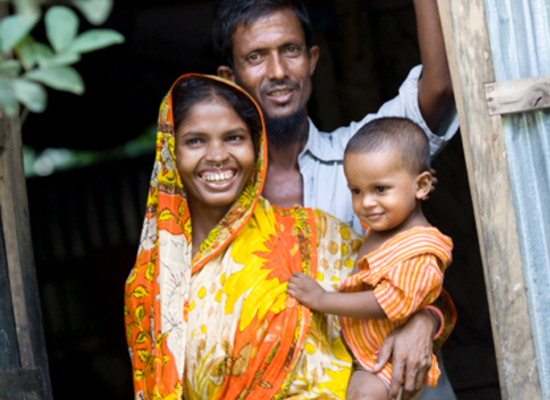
[286,272,386,319]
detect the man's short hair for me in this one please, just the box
[213,0,315,69]
[345,117,431,174]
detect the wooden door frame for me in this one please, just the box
[437,0,542,398]
[0,6,53,400]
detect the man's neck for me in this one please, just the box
[267,137,306,170]
[262,135,308,208]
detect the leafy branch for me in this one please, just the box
[0,0,124,116]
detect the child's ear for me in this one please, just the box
[415,171,432,200]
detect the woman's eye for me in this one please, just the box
[375,186,387,193]
[227,135,242,142]
[185,138,202,146]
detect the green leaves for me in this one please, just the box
[40,52,82,69]
[0,0,122,117]
[72,0,113,26]
[66,29,124,54]
[0,75,18,116]
[25,67,84,95]
[13,79,46,112]
[0,60,22,76]
[15,36,36,70]
[45,7,79,53]
[0,11,40,54]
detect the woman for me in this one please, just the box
[124,74,454,400]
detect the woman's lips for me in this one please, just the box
[199,169,237,188]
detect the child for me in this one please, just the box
[286,117,453,400]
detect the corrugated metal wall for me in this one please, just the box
[484,0,550,397]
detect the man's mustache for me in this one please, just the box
[260,79,301,97]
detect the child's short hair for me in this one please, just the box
[345,117,430,174]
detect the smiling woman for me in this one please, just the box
[172,77,259,254]
[124,74,364,400]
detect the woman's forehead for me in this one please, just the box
[176,100,249,134]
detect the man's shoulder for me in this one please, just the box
[302,119,358,162]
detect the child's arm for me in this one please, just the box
[286,272,386,319]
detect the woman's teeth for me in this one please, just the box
[202,171,234,184]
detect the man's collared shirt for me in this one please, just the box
[298,65,459,233]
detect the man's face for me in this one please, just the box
[218,8,320,121]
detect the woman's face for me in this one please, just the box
[175,98,256,213]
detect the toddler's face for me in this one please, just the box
[344,149,428,232]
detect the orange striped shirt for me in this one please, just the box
[339,226,453,387]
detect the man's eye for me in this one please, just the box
[286,45,299,54]
[248,53,260,62]
[375,186,387,193]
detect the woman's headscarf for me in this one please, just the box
[124,74,317,400]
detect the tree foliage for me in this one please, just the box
[0,0,124,116]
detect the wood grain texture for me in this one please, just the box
[0,115,34,368]
[0,368,47,400]
[0,113,53,399]
[485,75,550,115]
[437,0,542,399]
[0,206,21,368]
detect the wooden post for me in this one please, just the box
[0,7,53,398]
[437,0,542,398]
[0,111,53,399]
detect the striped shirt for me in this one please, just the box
[339,226,453,387]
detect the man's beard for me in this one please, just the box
[263,108,308,148]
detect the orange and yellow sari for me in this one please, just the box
[124,75,362,400]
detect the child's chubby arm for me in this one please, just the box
[287,272,387,319]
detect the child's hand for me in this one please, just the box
[286,272,327,311]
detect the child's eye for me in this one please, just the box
[350,188,361,195]
[375,186,387,193]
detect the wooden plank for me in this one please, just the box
[0,204,21,368]
[0,4,52,399]
[0,112,53,400]
[0,112,34,369]
[485,74,550,115]
[0,368,47,400]
[437,0,542,399]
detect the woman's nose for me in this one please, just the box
[205,142,229,164]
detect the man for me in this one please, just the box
[213,1,458,399]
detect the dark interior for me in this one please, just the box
[23,1,501,398]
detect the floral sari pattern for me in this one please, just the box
[124,74,360,400]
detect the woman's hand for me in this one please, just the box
[372,309,436,400]
[287,272,326,311]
